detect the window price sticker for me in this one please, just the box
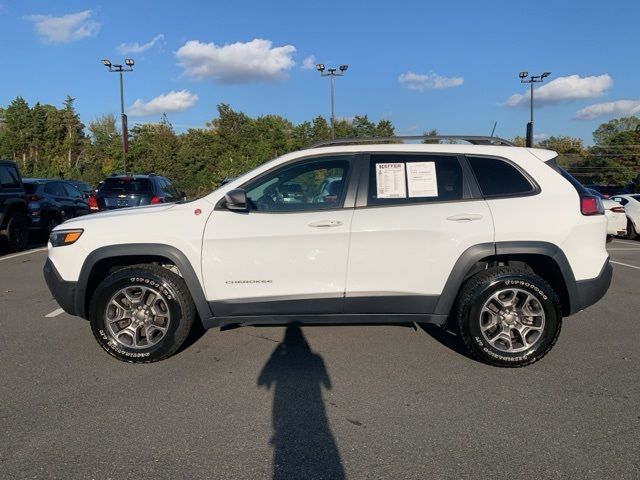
[407,162,438,197]
[375,163,406,198]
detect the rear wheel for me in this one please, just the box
[89,265,196,363]
[2,213,29,252]
[457,267,562,367]
[619,218,637,240]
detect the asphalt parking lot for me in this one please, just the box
[1,241,638,480]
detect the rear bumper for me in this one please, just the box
[43,258,79,316]
[570,258,612,315]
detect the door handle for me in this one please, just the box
[446,213,483,222]
[308,219,343,228]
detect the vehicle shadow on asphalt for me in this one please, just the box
[257,324,345,480]
[416,322,480,363]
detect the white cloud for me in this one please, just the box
[129,90,198,117]
[118,34,164,54]
[398,71,464,92]
[24,10,100,44]
[504,74,613,107]
[302,55,316,70]
[176,38,296,84]
[575,99,640,120]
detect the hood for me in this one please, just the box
[58,203,176,227]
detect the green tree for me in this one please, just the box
[422,129,439,144]
[61,95,85,171]
[4,97,31,170]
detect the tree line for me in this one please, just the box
[0,96,638,196]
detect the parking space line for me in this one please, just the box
[0,247,47,262]
[611,260,640,270]
[45,308,65,318]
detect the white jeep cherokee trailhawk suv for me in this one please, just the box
[44,136,612,367]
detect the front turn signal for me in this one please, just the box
[49,229,84,247]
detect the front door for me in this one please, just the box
[202,155,357,316]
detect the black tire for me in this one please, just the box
[2,212,29,252]
[44,215,61,235]
[89,264,196,363]
[619,218,637,240]
[457,267,562,368]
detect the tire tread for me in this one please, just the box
[456,266,562,368]
[89,264,196,363]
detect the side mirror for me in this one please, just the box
[224,189,249,212]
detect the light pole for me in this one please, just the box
[316,63,348,139]
[518,71,551,147]
[102,58,134,174]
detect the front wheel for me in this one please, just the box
[457,267,562,367]
[89,265,196,363]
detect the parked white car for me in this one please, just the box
[610,194,640,239]
[43,136,612,367]
[586,188,627,238]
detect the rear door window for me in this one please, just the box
[63,183,84,199]
[45,182,67,197]
[468,156,535,197]
[366,154,463,206]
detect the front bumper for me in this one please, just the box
[571,258,613,315]
[43,258,79,316]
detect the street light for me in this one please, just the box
[101,58,134,174]
[519,71,551,147]
[316,63,349,139]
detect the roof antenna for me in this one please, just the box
[490,121,497,137]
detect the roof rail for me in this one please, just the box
[308,135,515,148]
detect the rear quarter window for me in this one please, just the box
[467,156,535,197]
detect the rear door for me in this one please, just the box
[345,153,494,314]
[62,183,90,217]
[44,182,73,219]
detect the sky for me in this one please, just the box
[1,0,638,144]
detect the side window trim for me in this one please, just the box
[358,152,468,208]
[464,154,541,199]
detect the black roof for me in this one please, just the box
[23,178,63,184]
[106,173,162,179]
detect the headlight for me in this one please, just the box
[49,229,84,247]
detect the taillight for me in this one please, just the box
[88,195,99,211]
[610,206,625,213]
[150,196,162,204]
[580,196,605,216]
